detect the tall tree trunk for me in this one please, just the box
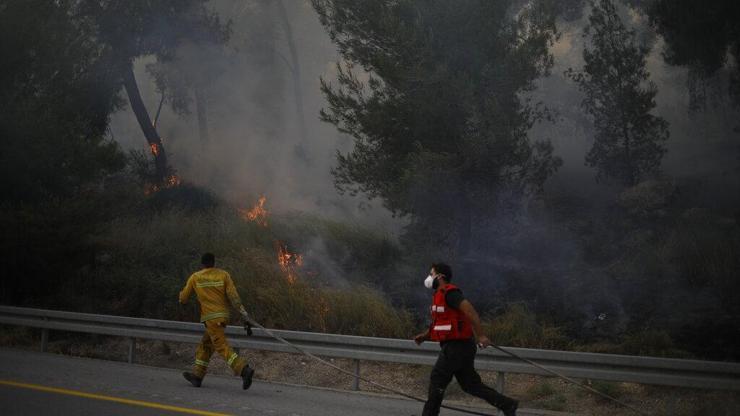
[122,65,168,182]
[194,86,210,145]
[276,0,308,156]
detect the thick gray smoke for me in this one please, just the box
[108,0,404,233]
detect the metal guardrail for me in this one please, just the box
[1,305,739,393]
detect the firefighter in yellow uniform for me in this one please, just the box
[179,252,255,389]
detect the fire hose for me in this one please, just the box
[242,317,650,416]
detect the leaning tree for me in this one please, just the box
[74,0,229,183]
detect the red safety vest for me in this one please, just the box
[429,284,474,342]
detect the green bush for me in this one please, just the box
[485,304,570,349]
[620,329,691,358]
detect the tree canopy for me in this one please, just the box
[0,0,125,202]
[648,0,740,110]
[567,0,668,186]
[314,0,562,256]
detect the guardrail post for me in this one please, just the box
[41,328,49,352]
[127,337,136,364]
[496,371,505,416]
[353,359,360,391]
[40,316,50,352]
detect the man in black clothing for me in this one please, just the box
[414,263,518,416]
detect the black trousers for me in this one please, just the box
[422,339,516,416]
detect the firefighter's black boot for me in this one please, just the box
[502,400,518,416]
[183,372,202,387]
[241,365,255,390]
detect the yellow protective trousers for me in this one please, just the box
[192,318,246,378]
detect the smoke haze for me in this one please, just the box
[109,0,405,233]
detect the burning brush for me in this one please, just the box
[239,195,269,227]
[239,196,305,283]
[276,242,303,284]
[144,175,181,195]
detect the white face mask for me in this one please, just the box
[424,274,435,289]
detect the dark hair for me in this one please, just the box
[201,252,215,268]
[431,262,452,282]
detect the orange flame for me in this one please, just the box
[276,242,303,284]
[166,174,181,187]
[239,195,269,227]
[144,175,181,195]
[149,143,160,157]
[236,196,303,283]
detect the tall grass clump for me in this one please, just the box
[485,303,570,349]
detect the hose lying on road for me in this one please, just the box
[243,317,650,416]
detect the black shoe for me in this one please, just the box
[502,400,518,416]
[183,371,202,387]
[241,365,255,390]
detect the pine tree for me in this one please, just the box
[567,0,668,186]
[313,0,561,256]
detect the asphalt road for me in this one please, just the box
[0,347,553,416]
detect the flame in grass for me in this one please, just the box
[165,175,181,187]
[276,242,303,284]
[237,195,305,284]
[239,195,269,227]
[144,175,181,195]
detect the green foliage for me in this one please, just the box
[486,304,570,349]
[567,0,669,186]
[648,0,740,107]
[619,329,690,358]
[313,0,561,255]
[0,0,126,203]
[1,197,97,303]
[74,0,228,65]
[322,288,413,337]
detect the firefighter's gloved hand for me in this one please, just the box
[477,335,491,349]
[240,309,253,335]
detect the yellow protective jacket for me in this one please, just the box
[179,267,244,322]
